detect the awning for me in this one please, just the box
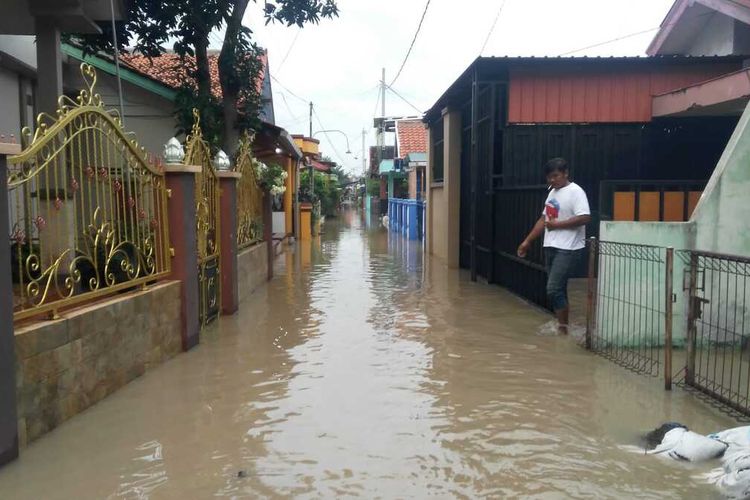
[652,68,750,118]
[379,159,395,174]
[405,152,427,167]
[253,122,303,160]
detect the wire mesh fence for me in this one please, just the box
[586,239,673,382]
[678,250,750,416]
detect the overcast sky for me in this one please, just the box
[216,0,675,175]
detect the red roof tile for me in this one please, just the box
[120,50,268,99]
[395,119,427,157]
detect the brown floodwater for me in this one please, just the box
[0,211,740,499]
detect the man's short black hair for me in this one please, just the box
[544,157,569,175]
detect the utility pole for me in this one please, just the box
[309,102,314,196]
[309,101,313,138]
[362,128,367,178]
[378,68,386,170]
[381,67,386,121]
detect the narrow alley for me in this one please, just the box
[0,213,735,499]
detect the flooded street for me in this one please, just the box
[0,212,739,499]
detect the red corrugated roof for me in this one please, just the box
[395,119,427,157]
[121,50,268,98]
[507,62,741,123]
[309,158,330,172]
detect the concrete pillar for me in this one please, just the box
[35,18,63,117]
[164,164,201,351]
[217,172,240,315]
[444,109,462,268]
[0,144,20,466]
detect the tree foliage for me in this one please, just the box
[299,170,341,217]
[66,0,338,152]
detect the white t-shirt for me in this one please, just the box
[542,182,590,250]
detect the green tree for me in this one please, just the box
[68,0,338,153]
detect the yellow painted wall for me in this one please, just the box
[283,157,294,235]
[292,136,320,156]
[300,207,312,241]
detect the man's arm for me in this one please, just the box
[545,214,591,230]
[517,216,545,258]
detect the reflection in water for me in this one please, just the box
[0,211,738,498]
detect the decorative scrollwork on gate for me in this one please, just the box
[183,109,221,325]
[184,109,220,262]
[8,63,170,321]
[235,131,264,249]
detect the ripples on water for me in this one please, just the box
[0,212,739,499]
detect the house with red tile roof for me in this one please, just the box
[121,50,275,124]
[395,119,428,201]
[378,117,428,241]
[58,42,302,238]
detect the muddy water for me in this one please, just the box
[0,212,739,499]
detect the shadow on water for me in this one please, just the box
[0,209,738,499]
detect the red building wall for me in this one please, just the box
[507,62,740,123]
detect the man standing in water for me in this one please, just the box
[517,158,591,335]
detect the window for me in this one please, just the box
[431,119,444,183]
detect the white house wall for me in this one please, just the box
[687,12,735,55]
[0,67,21,138]
[0,35,36,68]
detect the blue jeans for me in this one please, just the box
[545,248,584,312]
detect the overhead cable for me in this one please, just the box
[389,0,432,87]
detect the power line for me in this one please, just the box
[276,28,301,74]
[270,74,308,103]
[389,0,432,87]
[558,27,660,56]
[557,9,717,57]
[385,84,423,115]
[479,0,508,56]
[312,108,349,166]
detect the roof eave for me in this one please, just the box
[62,43,178,101]
[646,0,689,56]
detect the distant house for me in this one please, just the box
[112,49,301,239]
[423,54,744,307]
[380,118,428,241]
[395,119,427,201]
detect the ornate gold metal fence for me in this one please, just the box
[8,64,170,321]
[183,110,221,326]
[235,132,264,249]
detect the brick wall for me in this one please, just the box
[14,281,181,446]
